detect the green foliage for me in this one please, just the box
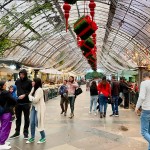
[0,37,12,55]
[0,15,12,30]
[0,2,52,32]
[30,3,52,16]
[59,60,64,65]
[85,71,104,79]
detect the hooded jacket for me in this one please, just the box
[15,69,32,104]
[10,85,18,101]
[0,90,16,114]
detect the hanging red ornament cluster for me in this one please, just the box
[73,15,97,71]
[89,0,96,21]
[74,15,98,40]
[62,0,98,70]
[63,2,71,32]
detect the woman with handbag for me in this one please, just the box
[97,76,111,118]
[0,81,16,149]
[67,76,78,119]
[26,78,46,144]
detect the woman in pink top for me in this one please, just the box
[67,76,78,118]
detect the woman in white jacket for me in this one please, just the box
[26,78,46,144]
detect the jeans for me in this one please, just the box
[90,96,98,112]
[68,96,75,114]
[15,104,30,136]
[99,94,107,114]
[60,96,68,113]
[111,96,119,114]
[140,110,150,150]
[0,113,12,145]
[30,106,45,139]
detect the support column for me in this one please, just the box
[138,66,147,86]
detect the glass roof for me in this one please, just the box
[0,0,150,74]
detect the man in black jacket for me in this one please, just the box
[110,76,120,117]
[10,69,32,139]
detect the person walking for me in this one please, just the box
[97,76,111,118]
[110,76,120,117]
[89,81,98,115]
[67,76,78,119]
[59,80,68,116]
[26,78,46,144]
[119,77,124,107]
[122,78,130,109]
[10,69,32,139]
[0,81,16,149]
[135,72,150,150]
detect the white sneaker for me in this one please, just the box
[89,111,91,114]
[94,113,97,116]
[5,142,10,146]
[0,144,11,149]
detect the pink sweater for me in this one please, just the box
[67,82,79,96]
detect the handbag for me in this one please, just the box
[107,96,113,104]
[118,97,123,106]
[75,87,83,96]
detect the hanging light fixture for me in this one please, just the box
[63,2,71,32]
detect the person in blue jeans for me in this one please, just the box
[110,76,120,117]
[89,81,98,115]
[98,76,111,118]
[67,76,78,119]
[27,78,46,144]
[135,72,150,150]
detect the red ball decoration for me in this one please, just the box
[63,2,71,32]
[92,33,96,38]
[77,36,81,47]
[89,0,96,21]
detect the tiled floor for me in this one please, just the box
[9,86,147,150]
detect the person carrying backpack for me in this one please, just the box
[59,80,68,116]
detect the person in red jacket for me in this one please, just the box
[97,76,111,118]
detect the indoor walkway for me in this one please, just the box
[9,86,147,150]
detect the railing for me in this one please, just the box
[43,88,59,101]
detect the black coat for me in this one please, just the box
[0,90,16,114]
[90,86,98,96]
[15,69,32,104]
